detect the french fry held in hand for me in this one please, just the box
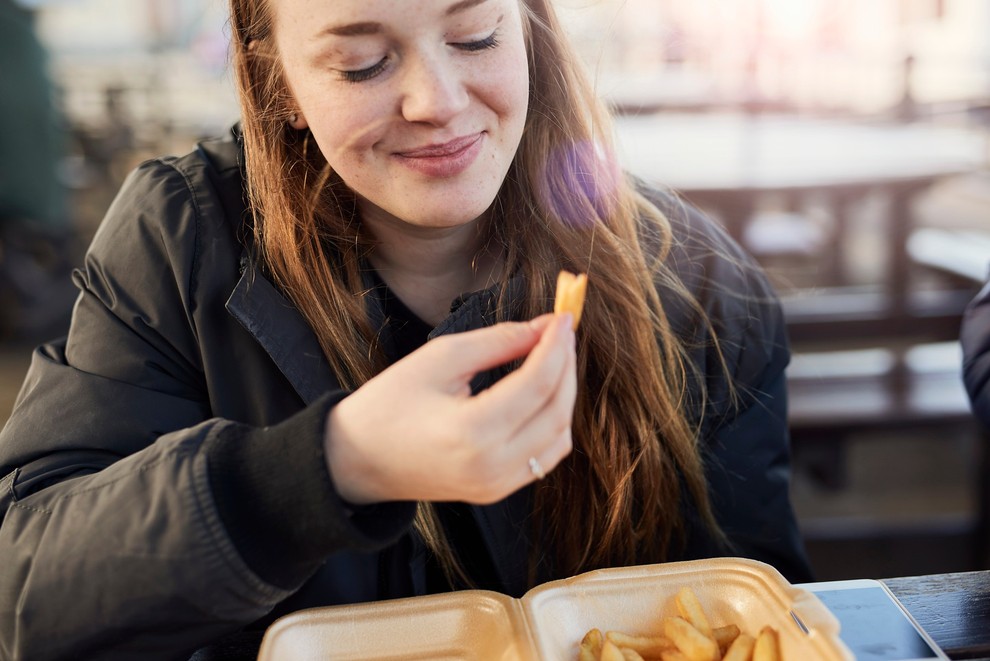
[575,587,784,661]
[554,270,588,330]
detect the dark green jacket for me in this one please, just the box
[0,127,810,660]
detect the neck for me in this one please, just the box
[365,213,503,326]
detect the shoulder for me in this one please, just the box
[634,179,789,413]
[85,126,247,298]
[104,125,243,237]
[635,179,774,305]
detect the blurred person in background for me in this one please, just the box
[0,0,811,658]
[0,0,77,342]
[962,275,990,426]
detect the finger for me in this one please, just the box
[471,313,575,430]
[462,423,574,504]
[503,336,576,463]
[506,350,577,490]
[422,315,556,388]
[524,426,573,485]
[458,320,575,501]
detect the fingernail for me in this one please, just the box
[559,315,577,348]
[527,314,552,332]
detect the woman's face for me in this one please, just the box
[274,0,530,230]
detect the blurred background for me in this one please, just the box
[1,0,988,581]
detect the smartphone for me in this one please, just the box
[799,579,949,661]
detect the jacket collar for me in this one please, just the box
[225,260,343,405]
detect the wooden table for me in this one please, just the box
[885,571,990,660]
[614,112,987,323]
[614,112,985,196]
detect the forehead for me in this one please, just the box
[272,0,515,33]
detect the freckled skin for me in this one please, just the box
[273,0,530,232]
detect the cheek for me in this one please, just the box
[307,99,389,174]
[485,40,531,133]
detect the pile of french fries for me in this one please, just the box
[577,586,781,661]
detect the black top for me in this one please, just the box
[374,271,504,593]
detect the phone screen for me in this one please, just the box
[812,586,942,660]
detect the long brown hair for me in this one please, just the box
[228,0,725,584]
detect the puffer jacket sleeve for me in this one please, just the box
[650,190,813,584]
[962,277,990,427]
[0,157,411,660]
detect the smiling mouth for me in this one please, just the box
[396,134,483,159]
[392,133,485,178]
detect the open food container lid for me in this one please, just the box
[258,557,853,660]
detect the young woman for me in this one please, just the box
[0,0,811,658]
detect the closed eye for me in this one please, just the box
[340,57,389,83]
[453,30,500,52]
[339,28,499,83]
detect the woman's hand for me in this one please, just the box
[325,314,577,505]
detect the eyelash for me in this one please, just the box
[457,31,500,52]
[342,59,388,83]
[340,30,501,84]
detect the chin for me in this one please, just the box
[411,207,491,229]
[409,193,498,228]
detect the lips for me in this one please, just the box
[396,134,482,158]
[393,133,485,178]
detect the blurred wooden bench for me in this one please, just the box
[782,285,974,347]
[781,246,988,569]
[786,341,990,568]
[907,227,990,285]
[787,343,971,437]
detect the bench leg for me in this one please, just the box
[794,437,849,491]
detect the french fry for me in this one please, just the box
[722,633,756,661]
[601,639,627,661]
[575,592,784,661]
[621,648,646,661]
[753,626,781,661]
[713,624,741,655]
[675,587,715,640]
[554,270,588,330]
[605,631,676,657]
[662,616,719,661]
[659,651,691,661]
[580,628,604,661]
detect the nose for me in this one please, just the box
[400,52,470,126]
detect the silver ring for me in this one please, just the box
[528,456,546,480]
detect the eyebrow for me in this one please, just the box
[321,0,490,37]
[446,0,490,16]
